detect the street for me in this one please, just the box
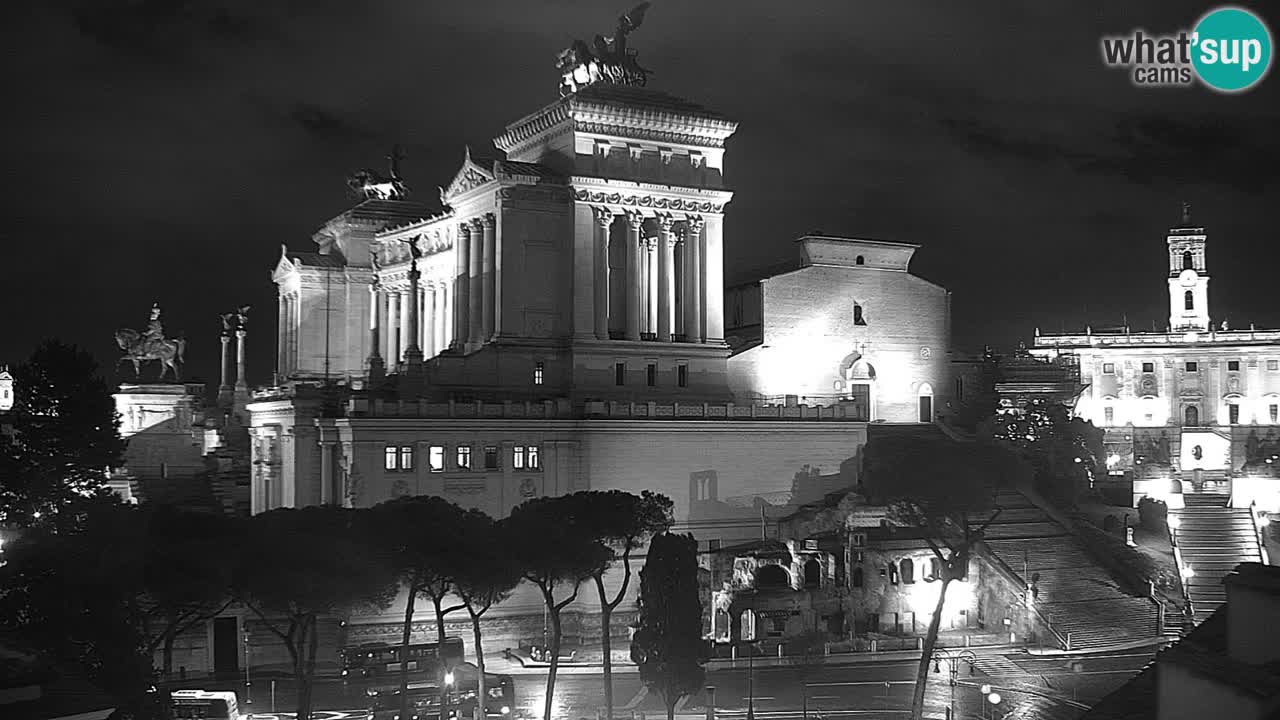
[232,648,1155,720]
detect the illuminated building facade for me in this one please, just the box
[1032,209,1280,509]
[246,43,956,655]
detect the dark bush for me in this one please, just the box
[1102,515,1119,533]
[1138,497,1168,529]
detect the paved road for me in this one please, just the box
[230,649,1155,720]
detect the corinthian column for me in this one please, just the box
[684,216,705,343]
[593,207,613,340]
[387,290,400,363]
[625,212,643,341]
[453,223,471,350]
[367,284,384,382]
[404,257,422,365]
[481,213,496,342]
[424,284,437,357]
[235,328,248,390]
[468,218,484,346]
[658,215,676,342]
[645,237,658,336]
[219,332,232,393]
[399,287,415,362]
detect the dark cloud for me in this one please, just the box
[69,0,276,60]
[287,102,379,144]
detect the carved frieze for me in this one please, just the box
[573,121,727,149]
[574,189,724,214]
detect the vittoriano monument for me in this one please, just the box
[557,2,653,96]
[115,302,187,381]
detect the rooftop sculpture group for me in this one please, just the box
[557,2,653,96]
[347,145,410,200]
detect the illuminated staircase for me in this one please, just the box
[1171,494,1263,625]
[982,491,1161,650]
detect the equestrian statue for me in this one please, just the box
[115,302,187,381]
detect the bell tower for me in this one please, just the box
[1167,202,1210,332]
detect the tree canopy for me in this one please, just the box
[0,340,125,526]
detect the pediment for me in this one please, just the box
[272,245,299,283]
[442,147,496,203]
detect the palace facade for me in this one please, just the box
[1032,209,1280,510]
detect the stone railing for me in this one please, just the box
[1036,328,1280,348]
[343,397,871,421]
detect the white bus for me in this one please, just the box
[170,689,246,720]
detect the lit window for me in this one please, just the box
[398,446,413,471]
[1103,363,1115,374]
[1271,404,1278,423]
[1229,404,1240,425]
[384,446,398,471]
[428,446,445,472]
[534,362,544,385]
[1142,362,1154,373]
[456,445,472,470]
[1228,360,1240,371]
[484,446,499,470]
[1104,407,1114,425]
[647,363,657,387]
[678,364,688,388]
[527,445,540,470]
[615,362,626,386]
[1186,361,1198,372]
[513,446,525,470]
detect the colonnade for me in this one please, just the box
[367,214,495,368]
[592,208,710,343]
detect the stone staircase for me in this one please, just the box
[1172,493,1263,625]
[981,491,1161,650]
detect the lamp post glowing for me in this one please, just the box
[932,649,977,720]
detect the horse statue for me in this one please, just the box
[115,328,186,382]
[347,145,410,200]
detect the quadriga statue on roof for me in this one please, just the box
[557,2,653,96]
[347,145,410,200]
[115,302,187,382]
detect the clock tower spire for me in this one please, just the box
[1167,202,1210,332]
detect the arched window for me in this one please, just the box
[852,567,864,588]
[855,255,865,266]
[854,304,867,326]
[1185,405,1199,427]
[928,557,942,582]
[1185,290,1194,310]
[755,564,789,590]
[1183,251,1194,270]
[740,609,757,641]
[803,559,821,589]
[900,558,915,584]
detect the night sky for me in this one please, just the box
[2,1,1278,390]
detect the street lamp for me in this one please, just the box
[933,649,977,720]
[243,629,252,704]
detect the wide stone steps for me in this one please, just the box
[1171,501,1263,625]
[980,494,1160,650]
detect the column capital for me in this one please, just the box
[626,211,645,230]
[658,213,678,233]
[685,214,705,234]
[480,212,496,229]
[469,216,485,231]
[643,236,658,250]
[458,221,472,237]
[235,329,247,339]
[592,205,615,228]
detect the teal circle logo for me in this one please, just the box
[1192,7,1272,92]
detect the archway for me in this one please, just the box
[803,559,821,589]
[917,382,934,423]
[900,558,915,584]
[755,564,790,590]
[1184,405,1199,427]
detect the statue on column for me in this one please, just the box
[115,302,186,382]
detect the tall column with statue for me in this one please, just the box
[218,314,234,406]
